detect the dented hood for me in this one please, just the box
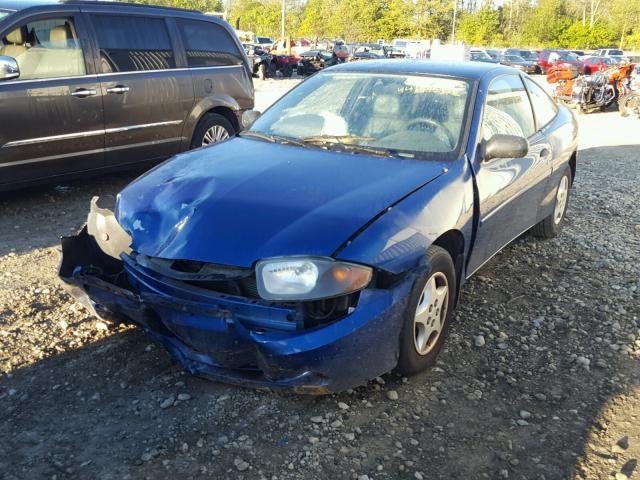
[115,137,446,267]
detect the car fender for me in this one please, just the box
[182,95,246,149]
[335,158,475,276]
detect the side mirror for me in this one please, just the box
[0,56,19,81]
[482,134,529,162]
[242,109,261,129]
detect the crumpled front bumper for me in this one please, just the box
[59,227,414,394]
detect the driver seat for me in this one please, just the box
[365,94,401,137]
[1,28,28,59]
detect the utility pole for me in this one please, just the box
[281,0,285,39]
[451,0,458,44]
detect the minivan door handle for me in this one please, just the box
[70,88,97,98]
[106,85,130,94]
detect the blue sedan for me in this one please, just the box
[60,60,578,393]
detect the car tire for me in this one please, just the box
[396,245,456,376]
[258,63,267,80]
[282,64,293,77]
[268,62,277,78]
[190,113,234,149]
[531,166,572,239]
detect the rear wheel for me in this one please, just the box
[268,62,277,78]
[282,63,293,77]
[619,93,640,117]
[396,245,456,376]
[190,113,234,149]
[531,166,572,239]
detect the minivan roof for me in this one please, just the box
[0,0,199,14]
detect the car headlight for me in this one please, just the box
[256,257,372,301]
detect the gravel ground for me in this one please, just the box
[1,76,639,480]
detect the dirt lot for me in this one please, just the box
[1,77,639,480]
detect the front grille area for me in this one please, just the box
[133,252,361,329]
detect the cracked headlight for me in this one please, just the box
[256,257,373,301]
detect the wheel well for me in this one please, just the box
[568,151,577,185]
[432,230,465,299]
[204,106,239,134]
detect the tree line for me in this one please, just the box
[134,0,640,49]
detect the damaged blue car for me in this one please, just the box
[59,61,578,393]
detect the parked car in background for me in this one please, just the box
[60,60,578,393]
[486,49,502,61]
[0,0,253,192]
[538,50,582,74]
[348,43,387,61]
[595,48,625,61]
[256,36,273,50]
[581,55,620,74]
[504,48,540,71]
[470,49,498,63]
[296,49,339,75]
[243,44,276,80]
[500,54,538,74]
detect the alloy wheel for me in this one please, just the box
[553,175,569,225]
[202,125,230,146]
[413,272,449,356]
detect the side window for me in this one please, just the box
[524,77,558,128]
[176,19,243,68]
[91,15,175,73]
[0,17,85,80]
[483,75,535,140]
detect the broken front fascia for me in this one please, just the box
[59,198,422,393]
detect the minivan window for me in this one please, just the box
[176,19,243,68]
[0,17,85,80]
[92,15,176,73]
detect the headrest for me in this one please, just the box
[373,94,400,114]
[6,28,24,45]
[50,25,70,48]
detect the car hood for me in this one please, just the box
[115,137,447,267]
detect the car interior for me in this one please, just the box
[0,19,85,80]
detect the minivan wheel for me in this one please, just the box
[191,113,234,149]
[396,245,456,376]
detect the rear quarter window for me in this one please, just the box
[176,19,243,68]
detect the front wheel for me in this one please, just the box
[396,245,456,376]
[531,166,572,239]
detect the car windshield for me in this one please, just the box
[559,53,578,61]
[247,72,471,159]
[507,55,525,62]
[471,52,491,60]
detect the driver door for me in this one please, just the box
[467,74,552,275]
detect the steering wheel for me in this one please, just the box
[406,117,455,149]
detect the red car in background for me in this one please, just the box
[581,56,619,74]
[538,50,583,74]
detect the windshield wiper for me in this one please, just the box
[301,135,411,158]
[241,131,309,148]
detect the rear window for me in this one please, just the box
[609,50,623,56]
[176,19,243,68]
[92,15,176,72]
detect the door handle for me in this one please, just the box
[71,88,97,98]
[106,85,130,94]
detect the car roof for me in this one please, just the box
[329,59,513,80]
[0,0,199,13]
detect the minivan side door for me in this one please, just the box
[0,11,104,187]
[85,11,194,167]
[466,74,552,275]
